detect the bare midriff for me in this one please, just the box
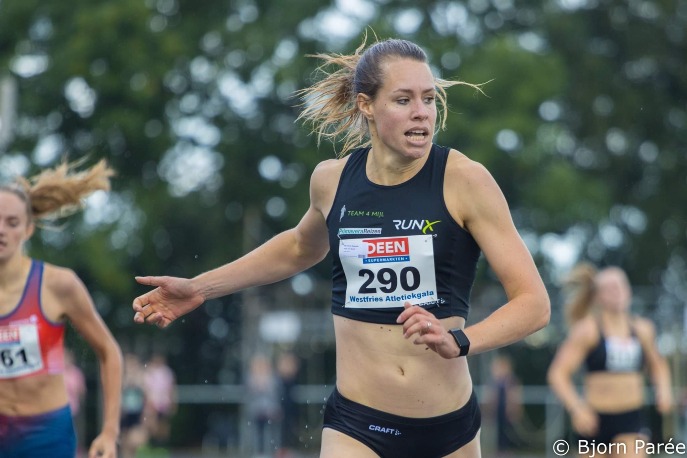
[0,373,68,416]
[333,315,473,418]
[584,371,645,413]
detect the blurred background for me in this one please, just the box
[1,0,686,456]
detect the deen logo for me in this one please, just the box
[362,237,410,264]
[0,327,20,344]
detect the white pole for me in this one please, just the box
[0,74,18,153]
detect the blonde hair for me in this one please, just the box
[0,158,115,222]
[296,34,485,158]
[562,262,598,327]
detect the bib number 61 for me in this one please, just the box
[1,348,28,368]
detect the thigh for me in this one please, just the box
[442,429,481,458]
[321,427,380,458]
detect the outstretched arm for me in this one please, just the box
[133,161,335,328]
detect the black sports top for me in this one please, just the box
[326,144,481,325]
[585,319,645,373]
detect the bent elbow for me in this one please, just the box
[540,300,552,329]
[531,295,551,333]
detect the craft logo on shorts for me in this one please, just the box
[362,237,409,264]
[369,424,402,436]
[0,327,20,345]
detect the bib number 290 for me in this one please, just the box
[358,267,420,294]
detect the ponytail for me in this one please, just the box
[1,158,115,222]
[563,262,598,327]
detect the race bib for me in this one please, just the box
[605,337,642,372]
[340,235,438,308]
[0,324,44,378]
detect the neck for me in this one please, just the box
[366,144,431,186]
[600,309,630,330]
[0,254,31,289]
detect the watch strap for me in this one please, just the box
[449,328,470,357]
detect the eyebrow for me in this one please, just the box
[391,88,437,95]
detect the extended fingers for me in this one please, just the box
[134,275,157,286]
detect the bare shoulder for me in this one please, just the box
[445,149,498,190]
[41,263,90,321]
[633,316,657,339]
[444,149,503,211]
[42,263,82,297]
[444,149,505,228]
[567,315,600,346]
[310,156,349,207]
[311,157,348,182]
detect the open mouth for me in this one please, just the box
[405,130,428,141]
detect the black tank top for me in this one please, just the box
[326,144,481,325]
[585,319,645,373]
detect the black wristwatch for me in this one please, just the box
[449,328,470,357]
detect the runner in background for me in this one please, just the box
[0,160,123,458]
[548,263,672,457]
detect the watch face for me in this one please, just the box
[451,329,469,356]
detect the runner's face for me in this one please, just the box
[595,269,632,313]
[0,191,33,261]
[366,58,437,160]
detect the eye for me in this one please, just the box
[397,98,410,105]
[424,96,435,104]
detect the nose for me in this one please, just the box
[411,99,430,120]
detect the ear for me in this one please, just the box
[356,93,374,120]
[25,221,35,241]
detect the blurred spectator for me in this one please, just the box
[246,353,281,458]
[276,351,301,458]
[202,410,237,456]
[64,348,87,456]
[120,353,150,458]
[485,353,523,457]
[143,352,177,447]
